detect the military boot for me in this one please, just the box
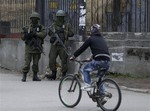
[46,71,57,80]
[21,72,27,82]
[33,72,41,81]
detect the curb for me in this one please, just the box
[120,86,150,94]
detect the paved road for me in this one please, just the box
[0,72,150,111]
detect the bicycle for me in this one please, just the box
[58,59,122,111]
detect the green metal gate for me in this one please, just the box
[0,0,36,34]
[41,0,86,40]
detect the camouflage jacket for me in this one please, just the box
[48,21,74,45]
[21,23,47,53]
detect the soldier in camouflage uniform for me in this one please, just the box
[47,10,74,80]
[21,12,47,82]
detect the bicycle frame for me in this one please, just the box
[59,59,122,110]
[74,60,105,100]
[68,74,80,92]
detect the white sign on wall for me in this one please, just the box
[111,53,124,61]
[79,6,86,26]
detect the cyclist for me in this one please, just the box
[70,24,110,92]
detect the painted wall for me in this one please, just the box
[0,33,150,77]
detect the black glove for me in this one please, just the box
[69,56,76,61]
[50,37,56,43]
[28,32,36,38]
[24,33,29,39]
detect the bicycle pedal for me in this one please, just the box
[101,98,107,105]
[92,98,97,102]
[91,93,101,99]
[96,99,107,106]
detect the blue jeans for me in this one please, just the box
[81,60,110,84]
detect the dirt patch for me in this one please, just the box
[109,76,150,89]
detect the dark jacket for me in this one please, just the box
[74,33,110,61]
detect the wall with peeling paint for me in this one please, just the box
[0,33,150,77]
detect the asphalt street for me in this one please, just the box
[0,72,150,111]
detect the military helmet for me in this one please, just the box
[91,24,101,33]
[30,12,40,20]
[56,10,66,16]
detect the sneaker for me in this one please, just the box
[81,83,92,92]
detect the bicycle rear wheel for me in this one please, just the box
[96,78,122,111]
[58,74,82,108]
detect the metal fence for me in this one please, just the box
[0,0,150,36]
[42,0,81,35]
[0,0,36,34]
[88,0,150,32]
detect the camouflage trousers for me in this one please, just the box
[22,52,41,73]
[49,45,68,73]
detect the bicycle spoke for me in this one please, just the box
[58,75,82,108]
[97,78,122,111]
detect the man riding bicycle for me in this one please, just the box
[70,24,110,92]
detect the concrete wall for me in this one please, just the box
[0,37,50,73]
[0,33,150,77]
[104,32,150,77]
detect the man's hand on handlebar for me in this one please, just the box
[69,56,76,61]
[86,57,92,61]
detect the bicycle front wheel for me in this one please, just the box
[96,78,122,111]
[58,74,82,108]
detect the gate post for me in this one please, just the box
[35,0,45,25]
[79,0,86,41]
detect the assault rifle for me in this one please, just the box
[48,12,74,56]
[22,27,45,55]
[52,32,69,56]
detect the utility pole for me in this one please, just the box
[79,0,86,41]
[35,0,45,25]
[148,0,150,32]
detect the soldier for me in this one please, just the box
[47,10,74,80]
[21,12,47,82]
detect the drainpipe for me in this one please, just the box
[112,0,121,31]
[35,0,45,25]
